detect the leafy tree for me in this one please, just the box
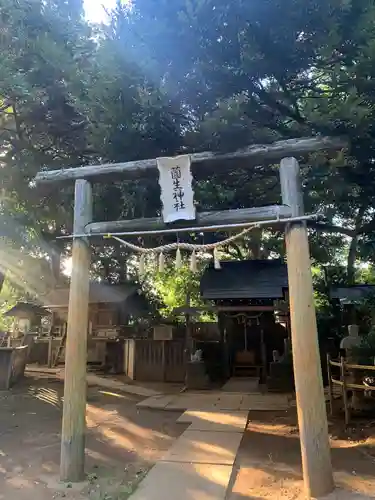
[0,279,21,331]
[122,0,375,280]
[150,261,211,320]
[0,0,96,295]
[3,0,375,303]
[0,0,187,293]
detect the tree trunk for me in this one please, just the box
[0,272,5,293]
[50,248,62,285]
[347,234,358,285]
[249,228,263,259]
[346,206,367,284]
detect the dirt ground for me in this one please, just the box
[1,374,375,500]
[0,373,184,500]
[228,410,375,499]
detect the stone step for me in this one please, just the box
[161,429,243,465]
[130,462,233,500]
[177,410,249,432]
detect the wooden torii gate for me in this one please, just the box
[34,136,346,499]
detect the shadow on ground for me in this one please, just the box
[0,373,184,499]
[1,376,375,500]
[226,410,375,500]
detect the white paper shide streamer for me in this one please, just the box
[213,248,221,270]
[139,254,146,277]
[190,250,197,272]
[175,247,182,269]
[103,211,317,279]
[158,252,165,273]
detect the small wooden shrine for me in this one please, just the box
[200,259,290,382]
[330,284,375,330]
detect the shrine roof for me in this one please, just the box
[200,259,288,300]
[330,285,375,304]
[43,282,138,308]
[4,302,50,318]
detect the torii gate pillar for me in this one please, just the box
[280,157,334,498]
[60,179,92,482]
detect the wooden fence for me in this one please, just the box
[0,345,29,389]
[327,354,375,425]
[124,339,185,382]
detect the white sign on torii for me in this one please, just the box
[157,154,196,223]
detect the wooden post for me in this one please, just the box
[47,311,55,368]
[47,336,53,368]
[340,356,350,426]
[280,157,334,498]
[162,340,167,382]
[326,354,334,416]
[60,179,92,482]
[184,291,193,387]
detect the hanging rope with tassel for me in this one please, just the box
[104,224,259,277]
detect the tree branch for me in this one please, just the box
[12,102,23,141]
[0,102,12,113]
[308,221,355,237]
[252,79,306,126]
[347,206,367,284]
[227,243,244,260]
[358,219,375,236]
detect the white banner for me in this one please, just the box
[157,154,196,223]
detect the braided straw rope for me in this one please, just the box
[101,213,314,274]
[106,224,259,254]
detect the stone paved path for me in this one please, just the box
[130,391,375,500]
[137,391,290,411]
[130,409,248,499]
[131,390,290,499]
[221,377,259,393]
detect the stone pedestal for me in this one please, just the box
[186,361,210,390]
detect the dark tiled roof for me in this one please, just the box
[43,282,138,307]
[6,284,152,320]
[200,259,288,300]
[330,285,375,303]
[4,302,50,317]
